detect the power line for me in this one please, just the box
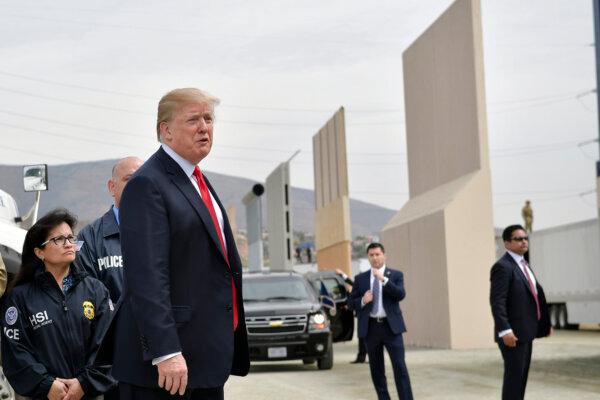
[1,144,77,162]
[0,87,405,127]
[0,122,147,150]
[0,107,595,160]
[1,70,594,116]
[490,89,594,114]
[488,90,587,106]
[0,86,152,116]
[0,70,154,100]
[494,190,594,207]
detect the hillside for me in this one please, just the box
[0,160,395,236]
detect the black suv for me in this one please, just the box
[304,270,354,343]
[243,271,333,369]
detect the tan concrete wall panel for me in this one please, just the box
[313,107,352,272]
[380,0,494,349]
[319,128,331,206]
[444,170,495,349]
[326,120,338,201]
[382,211,452,348]
[335,108,349,197]
[316,241,352,275]
[403,0,484,198]
[313,135,323,209]
[314,196,351,250]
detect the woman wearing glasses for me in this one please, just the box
[1,209,115,400]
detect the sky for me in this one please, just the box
[0,0,598,230]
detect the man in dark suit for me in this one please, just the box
[112,88,249,399]
[490,224,551,400]
[336,268,367,364]
[348,243,413,400]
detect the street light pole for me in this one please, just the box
[593,0,600,216]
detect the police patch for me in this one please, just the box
[83,301,95,320]
[5,306,18,326]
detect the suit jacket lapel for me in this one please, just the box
[203,174,237,266]
[158,149,227,262]
[361,272,373,312]
[504,252,535,297]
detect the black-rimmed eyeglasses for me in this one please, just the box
[40,235,77,247]
[510,236,529,242]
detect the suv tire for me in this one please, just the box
[317,340,333,370]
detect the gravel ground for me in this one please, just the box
[225,329,600,399]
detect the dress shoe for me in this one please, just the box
[350,355,367,364]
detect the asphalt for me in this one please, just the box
[224,328,600,399]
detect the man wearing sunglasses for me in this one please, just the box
[490,224,551,400]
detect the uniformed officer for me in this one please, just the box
[521,200,533,233]
[0,254,7,297]
[76,157,143,303]
[2,209,115,400]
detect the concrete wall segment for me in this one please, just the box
[403,0,484,198]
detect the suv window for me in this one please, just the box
[321,278,347,301]
[244,277,311,302]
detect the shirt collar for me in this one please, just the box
[507,250,525,266]
[112,205,120,226]
[161,143,197,178]
[371,265,386,278]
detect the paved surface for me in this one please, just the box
[225,329,600,399]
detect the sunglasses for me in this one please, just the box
[510,236,529,242]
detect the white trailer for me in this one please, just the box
[0,189,27,275]
[529,219,600,329]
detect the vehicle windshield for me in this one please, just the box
[244,277,311,302]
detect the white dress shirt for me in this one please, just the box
[498,251,537,338]
[369,266,389,318]
[161,143,226,248]
[153,144,227,365]
[507,250,537,290]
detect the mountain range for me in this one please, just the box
[0,160,395,237]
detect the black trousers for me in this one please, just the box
[357,337,367,358]
[365,319,413,400]
[119,382,223,400]
[498,340,533,400]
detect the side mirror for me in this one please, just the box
[23,164,48,192]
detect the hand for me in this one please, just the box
[158,354,188,396]
[335,268,344,276]
[47,379,67,400]
[372,268,384,282]
[362,290,373,305]
[502,331,518,347]
[57,378,84,400]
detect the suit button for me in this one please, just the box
[226,304,233,312]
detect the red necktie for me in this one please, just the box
[193,166,238,331]
[521,259,541,321]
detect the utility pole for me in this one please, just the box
[594,0,600,216]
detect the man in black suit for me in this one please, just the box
[490,224,551,400]
[336,268,367,364]
[111,88,249,399]
[348,243,413,400]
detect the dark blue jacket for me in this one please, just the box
[1,265,115,399]
[75,207,124,303]
[348,268,407,338]
[107,147,249,389]
[490,252,551,342]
